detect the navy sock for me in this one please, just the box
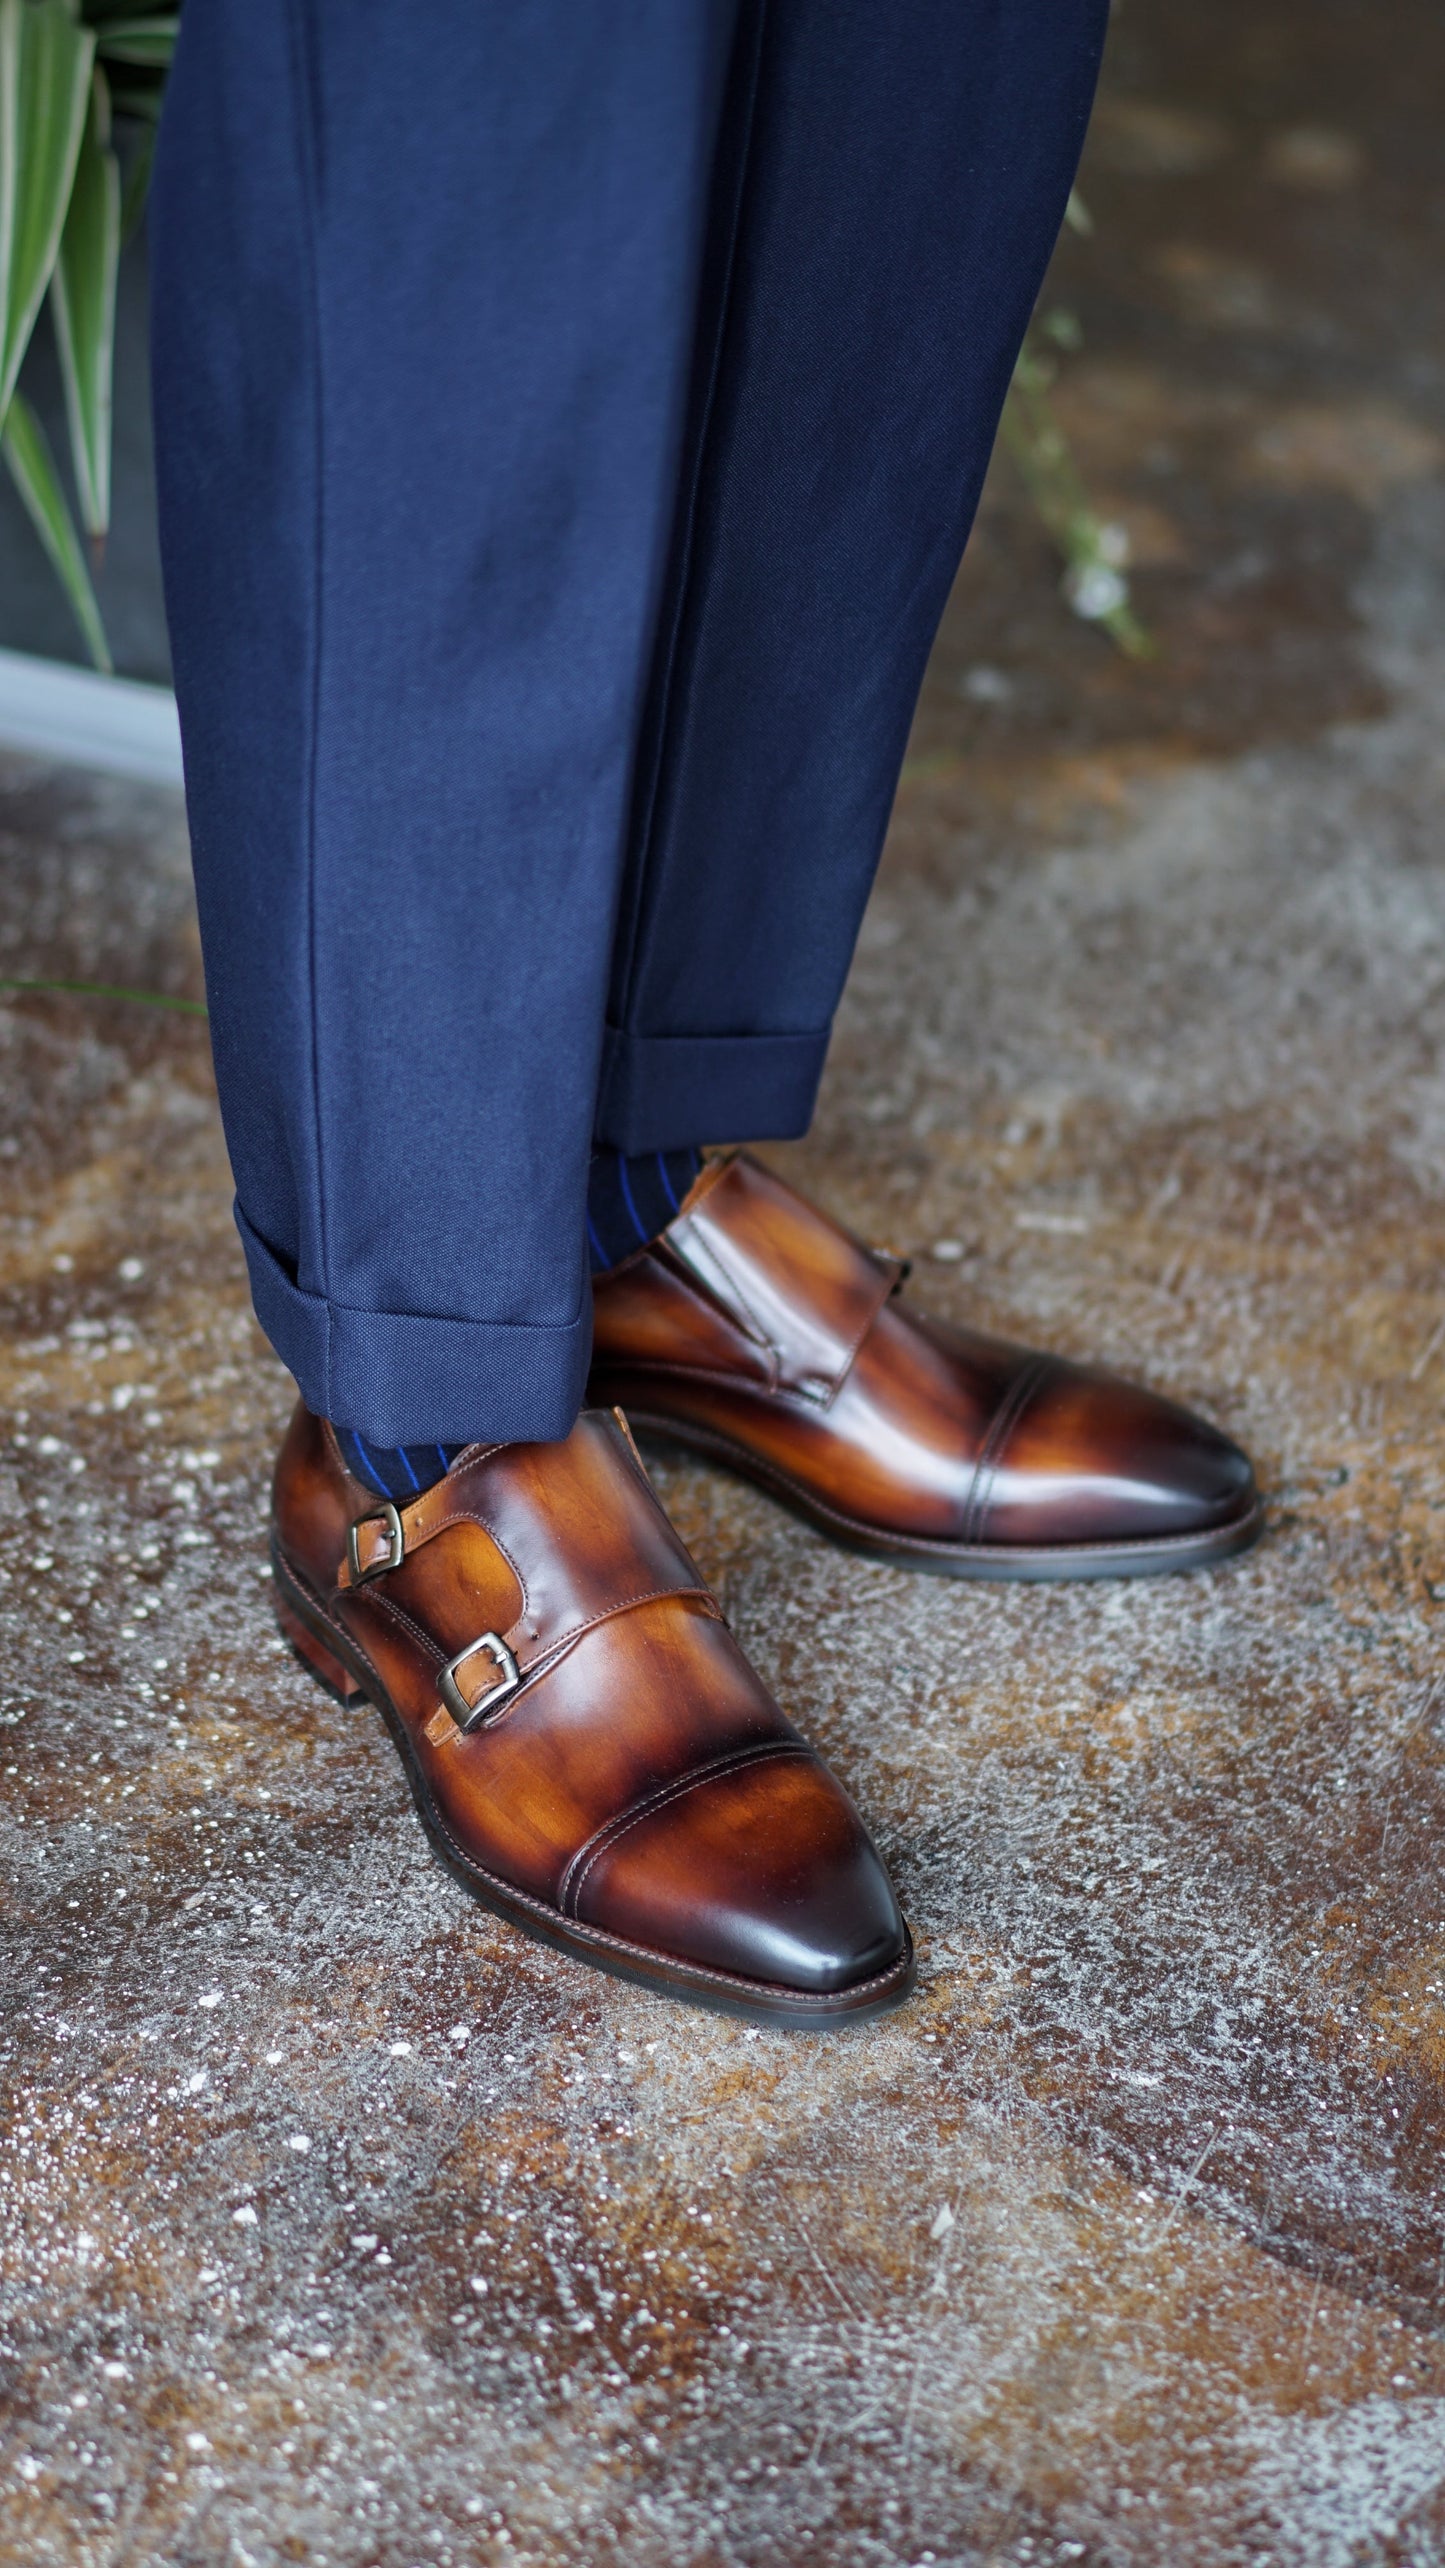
[338,1427,466,1503]
[333,1147,702,1497]
[586,1144,702,1273]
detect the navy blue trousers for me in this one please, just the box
[150,0,1106,1446]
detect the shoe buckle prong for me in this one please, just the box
[438,1631,522,1733]
[346,1500,405,1584]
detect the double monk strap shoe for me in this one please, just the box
[269,1402,913,2025]
[589,1153,1263,1581]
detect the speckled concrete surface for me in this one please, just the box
[5,4,1445,2563]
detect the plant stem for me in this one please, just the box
[0,975,207,1014]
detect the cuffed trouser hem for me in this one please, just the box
[595,1024,831,1153]
[236,1205,592,1447]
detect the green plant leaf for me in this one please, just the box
[1,389,112,671]
[49,64,119,544]
[95,14,175,67]
[0,0,96,421]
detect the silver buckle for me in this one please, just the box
[346,1500,405,1585]
[438,1631,522,1733]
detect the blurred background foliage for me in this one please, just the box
[1005,194,1153,662]
[0,0,1145,676]
[0,0,174,672]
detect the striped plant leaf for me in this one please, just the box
[1,389,112,671]
[94,14,175,68]
[0,0,95,422]
[50,65,120,545]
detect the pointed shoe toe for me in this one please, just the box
[981,1360,1261,1566]
[563,1745,909,2010]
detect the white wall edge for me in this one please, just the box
[0,647,183,787]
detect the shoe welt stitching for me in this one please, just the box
[559,1738,808,1920]
[606,1409,1262,1567]
[428,1797,909,2004]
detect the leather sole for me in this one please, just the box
[269,1539,916,2030]
[619,1410,1267,1583]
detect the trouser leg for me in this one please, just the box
[150,0,738,1444]
[598,0,1109,1155]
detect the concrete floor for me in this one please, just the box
[5,3,1445,2562]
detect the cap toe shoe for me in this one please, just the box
[979,1357,1258,1550]
[561,1743,907,1996]
[270,1400,912,2024]
[590,1151,1262,1579]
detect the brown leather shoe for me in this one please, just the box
[269,1401,912,2025]
[589,1153,1262,1581]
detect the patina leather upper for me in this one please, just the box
[271,1400,911,2017]
[589,1153,1260,1575]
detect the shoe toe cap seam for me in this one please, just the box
[560,1737,810,1920]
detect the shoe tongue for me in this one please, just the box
[662,1154,900,1404]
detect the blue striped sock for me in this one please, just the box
[586,1145,702,1273]
[337,1427,466,1502]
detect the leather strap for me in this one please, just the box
[422,1580,719,1747]
[661,1152,902,1405]
[334,1410,723,1742]
[337,1443,510,1589]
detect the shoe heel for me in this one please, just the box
[275,1592,365,1705]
